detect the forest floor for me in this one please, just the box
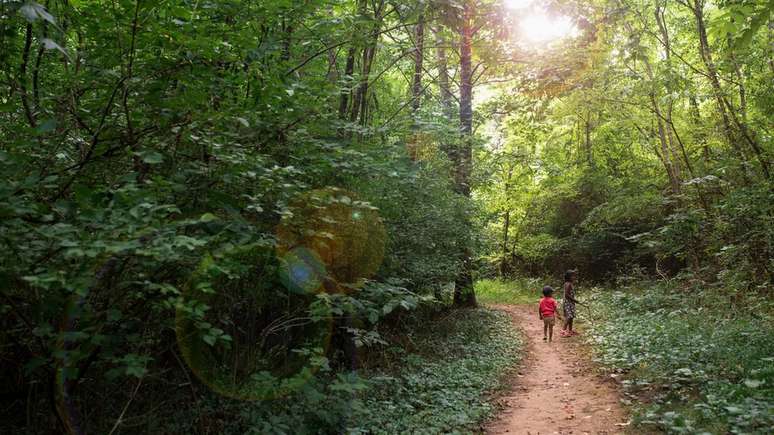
[486,304,629,435]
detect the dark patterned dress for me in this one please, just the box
[563,282,576,320]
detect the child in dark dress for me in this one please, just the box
[561,270,579,337]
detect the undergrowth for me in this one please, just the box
[474,278,547,305]
[165,307,522,434]
[350,308,523,433]
[586,281,774,434]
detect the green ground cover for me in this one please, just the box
[586,282,774,434]
[474,278,548,305]
[352,308,523,434]
[166,307,523,434]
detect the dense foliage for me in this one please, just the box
[0,0,491,432]
[476,0,774,286]
[588,280,774,434]
[1,0,772,432]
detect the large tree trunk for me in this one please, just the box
[411,12,425,114]
[458,2,473,197]
[454,0,476,308]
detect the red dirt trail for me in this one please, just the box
[486,305,630,435]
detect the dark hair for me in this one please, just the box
[542,286,554,296]
[564,270,576,282]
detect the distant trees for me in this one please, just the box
[477,0,773,285]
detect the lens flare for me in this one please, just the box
[175,244,332,401]
[276,188,386,292]
[279,247,327,294]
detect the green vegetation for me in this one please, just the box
[474,278,543,305]
[162,308,522,433]
[1,0,773,432]
[587,282,774,434]
[353,309,522,434]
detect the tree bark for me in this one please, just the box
[454,0,476,308]
[351,0,386,125]
[338,0,367,119]
[500,164,514,277]
[584,112,593,166]
[687,0,770,179]
[434,28,453,116]
[338,47,356,119]
[627,18,681,194]
[411,12,425,115]
[433,26,456,161]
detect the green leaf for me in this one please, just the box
[141,151,164,164]
[199,212,217,222]
[743,379,763,388]
[35,118,57,134]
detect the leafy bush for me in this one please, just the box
[161,308,522,434]
[349,308,523,433]
[586,282,774,434]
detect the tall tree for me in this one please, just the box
[453,0,476,307]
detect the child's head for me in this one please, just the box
[542,286,554,297]
[564,269,577,282]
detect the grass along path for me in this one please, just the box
[486,304,629,435]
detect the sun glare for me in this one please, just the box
[505,0,578,44]
[505,0,533,9]
[519,13,577,43]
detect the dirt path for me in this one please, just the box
[486,305,628,435]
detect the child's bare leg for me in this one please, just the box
[567,318,573,332]
[543,322,548,340]
[548,323,553,342]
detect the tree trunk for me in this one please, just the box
[454,0,476,308]
[686,1,752,175]
[689,94,710,161]
[338,0,367,119]
[338,47,357,119]
[351,0,385,125]
[768,18,774,76]
[655,6,683,189]
[500,209,510,277]
[628,17,681,194]
[434,26,456,161]
[281,18,293,62]
[458,2,473,197]
[411,12,425,115]
[434,28,453,116]
[584,112,593,166]
[500,164,514,277]
[688,0,770,179]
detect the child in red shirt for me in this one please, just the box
[538,286,558,342]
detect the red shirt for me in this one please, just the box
[539,297,557,317]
